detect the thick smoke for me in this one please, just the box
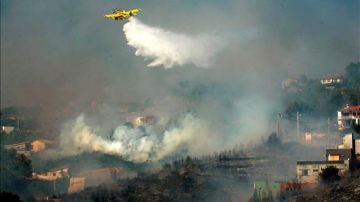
[59,113,216,162]
[123,17,223,68]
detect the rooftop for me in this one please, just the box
[326,149,352,157]
[342,105,360,110]
[320,74,343,80]
[297,160,345,165]
[48,165,69,172]
[326,148,352,152]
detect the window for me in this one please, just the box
[302,169,308,176]
[313,169,319,172]
[328,154,340,161]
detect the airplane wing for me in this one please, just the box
[104,8,140,21]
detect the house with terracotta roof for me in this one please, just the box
[337,105,360,130]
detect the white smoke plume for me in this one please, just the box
[59,114,217,162]
[123,18,224,68]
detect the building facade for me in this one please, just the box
[4,142,32,156]
[320,75,342,85]
[33,166,69,181]
[337,105,360,130]
[296,133,360,184]
[68,177,85,193]
[326,149,352,161]
[296,161,349,184]
[1,126,15,134]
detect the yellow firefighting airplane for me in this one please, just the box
[104,8,141,21]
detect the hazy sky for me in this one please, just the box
[1,0,359,110]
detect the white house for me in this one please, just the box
[1,126,15,134]
[33,166,69,181]
[296,160,349,184]
[337,105,360,130]
[320,75,342,85]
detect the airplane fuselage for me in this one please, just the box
[104,8,141,21]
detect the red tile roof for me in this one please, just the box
[347,105,360,110]
[341,105,360,112]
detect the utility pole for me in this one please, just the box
[297,112,300,139]
[328,117,330,148]
[277,113,281,137]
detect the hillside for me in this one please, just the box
[296,170,360,202]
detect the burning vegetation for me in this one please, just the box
[1,62,360,201]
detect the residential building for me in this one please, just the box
[68,177,85,193]
[33,166,69,181]
[297,132,360,184]
[4,142,32,157]
[337,133,360,165]
[356,139,360,160]
[133,115,156,126]
[320,74,342,85]
[296,160,349,184]
[281,77,306,92]
[1,126,15,134]
[304,132,312,143]
[326,149,352,161]
[296,132,360,184]
[302,131,330,146]
[4,139,53,157]
[337,133,360,154]
[337,105,360,130]
[338,133,355,149]
[4,142,31,151]
[77,167,122,187]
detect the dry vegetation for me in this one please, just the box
[295,170,360,202]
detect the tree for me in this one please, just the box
[344,62,360,105]
[162,163,172,171]
[319,166,340,183]
[0,107,19,116]
[285,101,313,118]
[0,149,32,194]
[185,156,192,166]
[266,132,282,148]
[0,191,22,202]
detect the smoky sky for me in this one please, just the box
[1,0,359,119]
